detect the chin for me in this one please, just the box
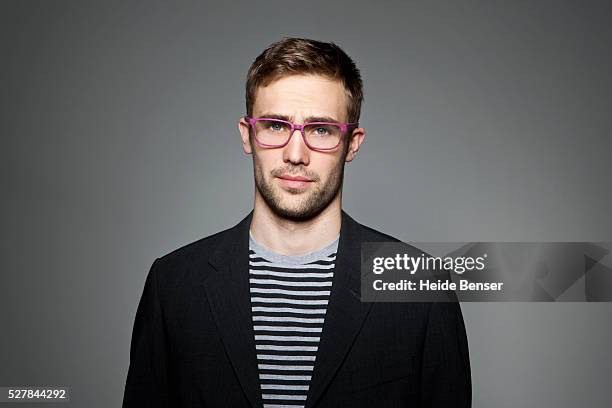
[277,202,308,216]
[269,200,318,221]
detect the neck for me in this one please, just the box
[249,194,342,256]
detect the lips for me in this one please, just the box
[276,174,314,190]
[278,174,312,182]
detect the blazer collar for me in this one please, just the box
[205,209,374,408]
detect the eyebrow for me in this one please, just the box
[257,113,342,123]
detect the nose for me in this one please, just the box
[282,128,310,166]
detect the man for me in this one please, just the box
[123,37,471,407]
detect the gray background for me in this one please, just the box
[1,0,611,407]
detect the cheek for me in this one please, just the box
[253,149,273,166]
[254,150,282,174]
[316,156,343,178]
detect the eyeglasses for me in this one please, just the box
[244,116,358,151]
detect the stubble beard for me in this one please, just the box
[252,153,346,222]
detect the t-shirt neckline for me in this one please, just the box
[248,230,340,265]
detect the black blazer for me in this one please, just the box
[123,210,471,407]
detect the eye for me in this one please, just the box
[314,127,329,135]
[269,122,283,131]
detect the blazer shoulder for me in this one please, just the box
[149,222,237,286]
[350,215,402,243]
[351,215,425,256]
[160,226,229,262]
[360,223,402,243]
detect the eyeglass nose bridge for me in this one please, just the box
[286,124,308,144]
[289,123,307,132]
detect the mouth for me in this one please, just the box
[276,174,314,190]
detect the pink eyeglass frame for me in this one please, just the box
[244,116,359,151]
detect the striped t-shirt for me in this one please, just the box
[248,231,339,408]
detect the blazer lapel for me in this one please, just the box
[305,210,376,408]
[203,210,262,408]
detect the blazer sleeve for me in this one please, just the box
[420,301,472,407]
[123,259,174,407]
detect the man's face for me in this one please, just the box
[239,74,365,221]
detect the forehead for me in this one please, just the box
[253,74,349,122]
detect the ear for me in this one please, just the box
[345,127,366,162]
[238,117,253,154]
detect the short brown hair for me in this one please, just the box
[246,37,363,123]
